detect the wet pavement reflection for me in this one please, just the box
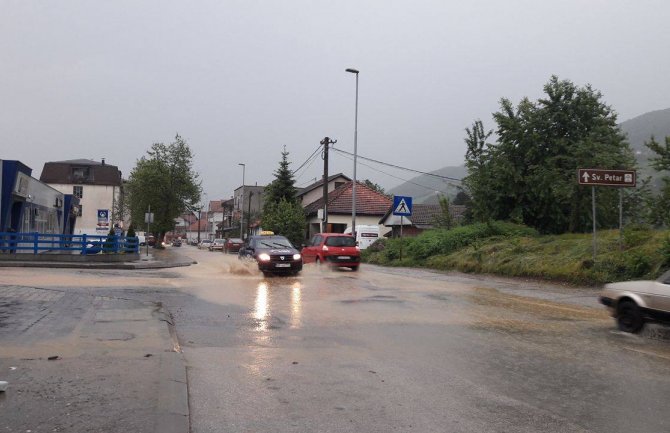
[3,246,670,433]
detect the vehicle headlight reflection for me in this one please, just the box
[293,253,301,260]
[291,282,302,329]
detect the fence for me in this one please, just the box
[0,232,139,255]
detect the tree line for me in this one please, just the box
[463,75,670,234]
[122,76,670,243]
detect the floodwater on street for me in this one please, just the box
[2,246,670,432]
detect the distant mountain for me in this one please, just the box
[387,166,467,204]
[620,107,670,162]
[619,108,670,188]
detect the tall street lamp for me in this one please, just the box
[238,163,245,239]
[346,68,359,238]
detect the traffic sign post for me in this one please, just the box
[578,169,636,187]
[392,196,413,260]
[578,168,636,262]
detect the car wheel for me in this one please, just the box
[351,265,359,272]
[617,300,644,333]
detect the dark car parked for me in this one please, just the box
[238,234,302,276]
[224,238,244,254]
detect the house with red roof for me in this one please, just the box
[379,203,467,237]
[303,181,392,238]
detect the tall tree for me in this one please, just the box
[126,134,201,242]
[646,135,670,226]
[262,149,306,244]
[464,76,636,233]
[263,148,298,207]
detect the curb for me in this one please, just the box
[155,305,190,433]
[155,352,190,433]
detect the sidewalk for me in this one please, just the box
[0,285,188,433]
[0,247,197,270]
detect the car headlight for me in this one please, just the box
[322,245,329,251]
[258,253,271,262]
[293,253,301,260]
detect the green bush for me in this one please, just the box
[404,221,536,260]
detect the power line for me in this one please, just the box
[332,151,459,194]
[330,147,463,182]
[293,143,323,177]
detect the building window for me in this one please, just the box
[72,167,90,182]
[77,205,83,217]
[73,185,83,199]
[335,181,345,189]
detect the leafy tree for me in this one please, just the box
[126,134,201,242]
[262,199,306,246]
[262,149,306,244]
[433,195,455,229]
[646,136,670,226]
[126,224,136,238]
[463,76,636,233]
[462,120,494,222]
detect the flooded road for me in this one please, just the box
[2,246,670,432]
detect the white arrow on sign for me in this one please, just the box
[582,172,590,183]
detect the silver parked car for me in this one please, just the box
[599,270,670,333]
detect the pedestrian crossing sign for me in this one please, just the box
[392,195,412,216]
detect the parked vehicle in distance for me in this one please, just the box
[198,239,212,249]
[147,236,156,247]
[209,238,226,251]
[189,239,199,246]
[599,270,670,333]
[302,233,360,271]
[239,233,302,276]
[171,238,182,247]
[138,235,146,246]
[343,225,380,249]
[224,238,244,254]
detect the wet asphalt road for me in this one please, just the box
[2,246,670,432]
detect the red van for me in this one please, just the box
[301,233,360,271]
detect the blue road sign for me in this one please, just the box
[392,195,412,216]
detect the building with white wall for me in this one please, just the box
[40,159,123,236]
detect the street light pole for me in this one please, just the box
[238,163,245,239]
[346,68,359,238]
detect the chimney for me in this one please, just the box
[102,158,106,166]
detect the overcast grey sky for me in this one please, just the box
[2,0,669,202]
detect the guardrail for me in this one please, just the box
[0,232,139,255]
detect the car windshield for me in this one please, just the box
[258,236,293,249]
[325,236,356,247]
[214,239,224,243]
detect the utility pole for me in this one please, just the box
[320,137,337,233]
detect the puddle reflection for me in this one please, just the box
[252,280,304,332]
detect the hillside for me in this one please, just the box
[388,108,670,200]
[620,107,670,160]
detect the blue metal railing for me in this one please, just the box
[0,232,139,255]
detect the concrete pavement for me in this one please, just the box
[0,283,189,433]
